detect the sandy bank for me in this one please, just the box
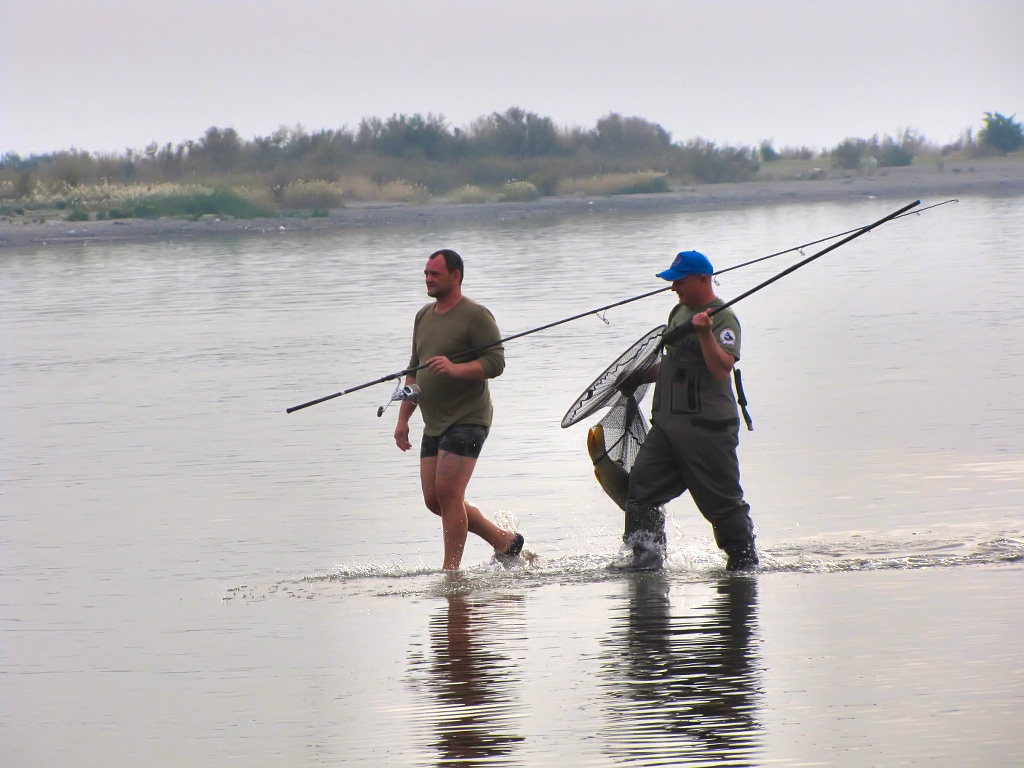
[2,159,1022,250]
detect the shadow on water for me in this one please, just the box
[601,574,761,766]
[410,591,526,767]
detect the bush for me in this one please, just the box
[980,112,1023,154]
[377,181,428,203]
[831,139,863,170]
[878,139,914,167]
[67,208,89,221]
[526,169,559,196]
[450,185,488,204]
[558,171,669,196]
[122,190,274,219]
[779,146,815,161]
[280,180,343,209]
[759,141,780,162]
[617,171,670,194]
[673,141,758,183]
[499,181,540,202]
[14,170,34,198]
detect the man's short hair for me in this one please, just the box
[429,248,464,283]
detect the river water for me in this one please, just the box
[3,196,1024,766]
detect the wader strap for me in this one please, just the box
[734,368,753,431]
[691,417,740,432]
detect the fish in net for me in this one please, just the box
[562,326,665,510]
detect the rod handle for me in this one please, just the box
[661,318,695,346]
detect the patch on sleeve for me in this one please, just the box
[718,328,736,347]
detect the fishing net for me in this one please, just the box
[561,325,666,429]
[563,326,665,509]
[590,378,653,480]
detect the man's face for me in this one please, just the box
[670,274,705,306]
[424,255,457,298]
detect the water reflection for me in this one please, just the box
[413,591,526,767]
[601,574,762,765]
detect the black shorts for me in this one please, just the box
[420,424,490,459]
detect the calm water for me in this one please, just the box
[3,197,1024,766]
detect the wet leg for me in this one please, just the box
[423,455,515,568]
[680,429,757,568]
[434,450,517,570]
[466,502,516,552]
[625,424,685,566]
[420,456,442,516]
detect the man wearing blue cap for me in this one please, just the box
[622,250,758,571]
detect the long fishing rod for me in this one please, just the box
[286,284,672,413]
[661,199,921,344]
[714,198,956,276]
[287,197,936,414]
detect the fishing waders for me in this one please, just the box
[624,352,757,571]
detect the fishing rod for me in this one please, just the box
[661,199,921,344]
[713,198,956,276]
[287,197,936,414]
[286,284,672,413]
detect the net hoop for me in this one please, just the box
[560,325,665,428]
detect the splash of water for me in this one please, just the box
[223,531,1024,602]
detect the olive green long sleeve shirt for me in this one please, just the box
[408,297,505,436]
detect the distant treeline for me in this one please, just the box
[0,109,764,200]
[1,108,1020,214]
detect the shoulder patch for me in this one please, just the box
[718,328,736,347]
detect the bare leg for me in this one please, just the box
[435,452,473,569]
[420,456,442,517]
[421,452,516,570]
[466,502,516,552]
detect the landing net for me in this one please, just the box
[562,325,665,475]
[561,325,665,429]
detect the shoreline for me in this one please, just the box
[2,161,1022,250]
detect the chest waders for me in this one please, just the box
[624,351,756,570]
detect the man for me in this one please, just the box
[623,250,758,572]
[394,248,524,571]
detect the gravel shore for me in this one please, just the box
[3,159,1022,250]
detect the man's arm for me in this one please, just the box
[424,357,487,380]
[424,306,504,380]
[692,311,736,381]
[394,375,417,451]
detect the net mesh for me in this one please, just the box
[596,382,652,473]
[561,325,666,429]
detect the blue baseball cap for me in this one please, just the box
[657,250,714,281]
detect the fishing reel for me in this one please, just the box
[377,382,420,417]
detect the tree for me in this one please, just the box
[471,107,562,157]
[831,139,863,170]
[759,141,779,162]
[878,135,913,167]
[980,112,1023,154]
[593,113,671,155]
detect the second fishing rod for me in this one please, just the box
[661,198,921,344]
[287,198,935,414]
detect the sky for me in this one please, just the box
[1,0,1022,156]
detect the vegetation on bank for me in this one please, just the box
[0,108,1020,221]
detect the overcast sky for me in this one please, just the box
[1,0,1021,156]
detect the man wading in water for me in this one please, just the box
[623,250,758,571]
[394,249,524,570]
